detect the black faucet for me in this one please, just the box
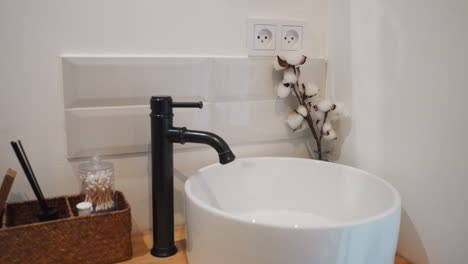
[149,96,235,257]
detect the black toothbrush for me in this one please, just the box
[10,140,59,221]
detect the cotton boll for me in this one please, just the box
[311,109,325,120]
[286,113,304,130]
[315,99,333,112]
[273,59,283,71]
[296,105,308,117]
[274,56,289,71]
[305,96,320,108]
[304,82,320,97]
[322,121,332,132]
[283,68,297,83]
[330,102,344,115]
[323,129,337,141]
[328,103,345,121]
[286,53,307,66]
[277,82,290,98]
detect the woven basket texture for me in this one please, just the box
[0,191,132,264]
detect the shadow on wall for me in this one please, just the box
[328,0,435,263]
[398,209,430,264]
[326,0,355,165]
[330,115,352,162]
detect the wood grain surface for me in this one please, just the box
[0,169,16,215]
[119,226,410,264]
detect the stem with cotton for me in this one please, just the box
[274,55,343,161]
[290,67,324,160]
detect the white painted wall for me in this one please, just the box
[328,0,468,263]
[0,0,327,232]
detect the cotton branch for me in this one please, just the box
[274,55,344,161]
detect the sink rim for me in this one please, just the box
[185,157,401,230]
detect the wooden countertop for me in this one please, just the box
[120,226,410,264]
[121,226,187,264]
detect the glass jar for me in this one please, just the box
[78,156,115,213]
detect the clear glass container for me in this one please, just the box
[78,156,115,213]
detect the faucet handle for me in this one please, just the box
[171,101,203,109]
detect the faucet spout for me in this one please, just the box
[168,127,236,164]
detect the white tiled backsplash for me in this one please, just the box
[62,57,326,159]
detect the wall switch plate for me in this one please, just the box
[247,18,305,56]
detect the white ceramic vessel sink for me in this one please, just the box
[185,157,401,264]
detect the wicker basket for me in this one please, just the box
[0,191,132,264]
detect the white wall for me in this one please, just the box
[328,0,468,263]
[0,0,327,232]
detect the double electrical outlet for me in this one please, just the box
[247,18,305,56]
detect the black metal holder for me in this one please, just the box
[10,140,59,222]
[150,96,235,258]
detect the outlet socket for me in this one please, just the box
[254,24,275,50]
[281,26,303,51]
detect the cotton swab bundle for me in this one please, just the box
[81,169,114,212]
